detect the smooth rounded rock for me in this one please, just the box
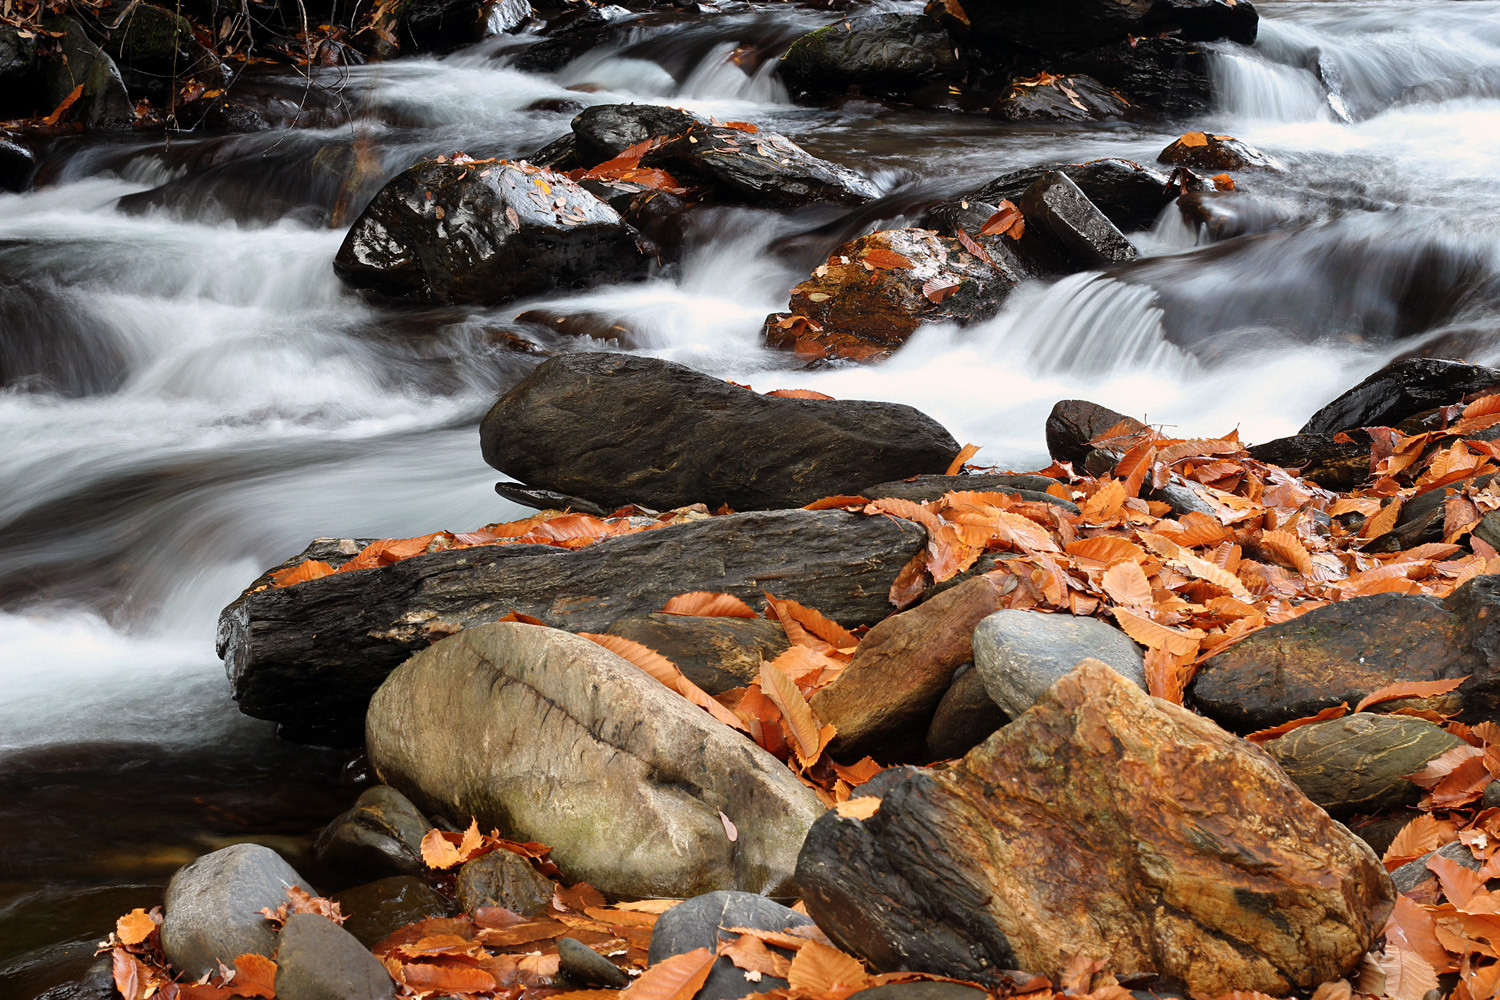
[779,13,960,99]
[557,936,631,987]
[925,664,1009,760]
[648,891,812,1000]
[455,848,556,916]
[161,844,313,979]
[1045,399,1146,467]
[314,784,431,879]
[971,609,1146,718]
[274,913,395,1000]
[602,613,790,695]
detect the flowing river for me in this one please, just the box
[3,0,1500,993]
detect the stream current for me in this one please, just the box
[3,0,1500,993]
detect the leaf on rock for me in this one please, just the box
[765,389,835,399]
[861,247,914,270]
[803,495,872,510]
[834,796,881,820]
[116,908,156,946]
[1080,480,1127,524]
[1260,529,1315,576]
[719,934,792,978]
[786,940,871,1000]
[1112,607,1203,658]
[622,946,717,1000]
[945,443,981,476]
[1309,981,1353,1000]
[1356,676,1469,712]
[978,200,1025,240]
[661,591,758,618]
[762,592,858,650]
[422,828,465,869]
[953,228,995,267]
[922,277,963,304]
[270,559,335,587]
[1211,173,1236,191]
[720,121,759,133]
[1384,813,1447,870]
[760,660,827,765]
[1244,704,1349,744]
[580,633,750,732]
[1101,559,1153,609]
[399,959,498,993]
[111,949,150,1000]
[231,953,277,999]
[1179,131,1210,148]
[1357,947,1439,1000]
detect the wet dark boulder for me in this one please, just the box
[1144,0,1256,43]
[274,913,395,1000]
[992,74,1129,122]
[313,784,430,879]
[925,664,1007,760]
[514,3,627,72]
[779,13,962,100]
[965,0,1153,55]
[333,158,652,307]
[40,17,133,127]
[1045,398,1146,467]
[557,937,631,988]
[1071,36,1214,114]
[332,877,453,948]
[571,103,702,163]
[482,352,961,510]
[602,612,791,694]
[763,228,1019,361]
[1159,131,1282,173]
[1246,432,1372,491]
[1362,472,1494,553]
[972,157,1174,233]
[455,849,556,916]
[862,473,1076,513]
[1018,171,1138,270]
[1175,189,1293,241]
[1300,357,1500,435]
[1190,575,1500,733]
[0,27,38,118]
[395,0,501,51]
[0,132,32,192]
[91,1,224,103]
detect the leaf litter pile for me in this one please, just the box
[109,388,1500,1000]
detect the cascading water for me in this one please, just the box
[4,0,1500,993]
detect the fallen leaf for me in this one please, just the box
[1244,704,1350,744]
[861,247,914,270]
[922,277,962,304]
[1357,676,1468,712]
[978,200,1025,240]
[581,633,751,732]
[622,946,716,1000]
[760,660,828,765]
[946,444,980,476]
[116,908,156,946]
[661,591,758,618]
[834,797,881,820]
[232,953,277,998]
[41,84,84,126]
[765,388,835,399]
[1179,131,1210,148]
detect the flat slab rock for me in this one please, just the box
[796,660,1393,995]
[366,623,824,898]
[1190,574,1500,732]
[218,507,924,738]
[481,353,961,511]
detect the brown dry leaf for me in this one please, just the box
[954,228,995,267]
[547,993,625,1000]
[1356,675,1469,712]
[720,934,792,978]
[41,84,84,126]
[1112,608,1204,658]
[1211,173,1236,191]
[1387,895,1454,974]
[270,559,335,587]
[765,388,835,399]
[1363,497,1405,538]
[803,495,873,510]
[830,757,883,786]
[1100,559,1154,608]
[978,200,1025,240]
[1309,981,1353,1000]
[834,796,881,820]
[232,953,277,999]
[1179,131,1210,147]
[862,247,914,270]
[762,593,858,650]
[661,591,758,618]
[421,827,465,869]
[115,908,156,946]
[1260,529,1315,576]
[1243,704,1349,744]
[1357,947,1439,1000]
[946,443,981,476]
[622,946,717,1000]
[786,940,871,1000]
[1081,480,1127,523]
[760,660,825,764]
[400,958,498,994]
[1065,536,1147,566]
[1384,813,1447,870]
[922,277,962,304]
[721,121,760,133]
[111,950,149,1000]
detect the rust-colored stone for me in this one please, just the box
[797,660,1393,995]
[812,574,1014,759]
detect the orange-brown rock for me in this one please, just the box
[797,660,1394,995]
[761,229,1017,361]
[811,574,1012,759]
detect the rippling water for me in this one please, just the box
[4,0,1500,992]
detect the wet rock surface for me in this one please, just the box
[973,157,1174,233]
[992,74,1130,122]
[455,848,557,916]
[481,353,961,510]
[332,876,453,948]
[1300,357,1500,435]
[779,14,961,100]
[1045,399,1147,467]
[333,158,651,306]
[313,784,431,879]
[556,937,631,987]
[797,661,1393,994]
[273,913,395,1000]
[1018,171,1138,270]
[366,623,824,898]
[1159,131,1282,173]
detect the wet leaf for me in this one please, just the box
[765,388,835,399]
[1357,947,1438,1000]
[41,84,84,126]
[1179,131,1210,148]
[661,591,758,618]
[1357,676,1469,712]
[111,949,150,1000]
[270,559,335,587]
[759,659,827,764]
[231,953,277,998]
[978,200,1025,240]
[922,276,963,304]
[861,247,914,270]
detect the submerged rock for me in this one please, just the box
[456,849,556,916]
[333,158,651,306]
[992,74,1129,122]
[366,623,824,898]
[332,877,453,948]
[797,661,1393,994]
[779,14,961,100]
[1247,432,1373,491]
[481,353,960,510]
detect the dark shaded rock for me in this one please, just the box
[571,103,701,164]
[494,481,611,516]
[1175,190,1293,241]
[863,474,1077,513]
[1391,841,1484,896]
[1151,481,1218,517]
[1264,713,1466,817]
[557,937,631,988]
[332,876,453,948]
[973,158,1174,233]
[814,575,1011,758]
[219,507,925,738]
[796,661,1394,994]
[366,624,823,897]
[1159,131,1281,173]
[654,119,878,207]
[0,278,127,396]
[1018,171,1137,271]
[648,891,812,1000]
[1191,575,1500,732]
[925,664,1008,760]
[161,844,312,978]
[514,308,641,345]
[972,609,1146,717]
[174,95,269,133]
[1247,432,1372,491]
[779,14,961,100]
[41,17,133,127]
[96,1,223,103]
[1348,811,1422,859]
[764,228,1018,361]
[527,131,581,170]
[481,353,960,511]
[1145,0,1256,42]
[965,0,1152,54]
[274,913,395,1000]
[455,848,556,916]
[1071,36,1214,115]
[622,189,693,263]
[1369,475,1492,552]
[993,74,1129,122]
[1476,510,1500,552]
[0,25,37,84]
[1300,358,1500,436]
[0,132,34,192]
[397,0,495,51]
[333,158,651,307]
[603,612,790,694]
[1045,399,1146,467]
[314,784,430,879]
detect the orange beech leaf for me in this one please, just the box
[1357,676,1469,712]
[497,610,549,625]
[719,934,792,978]
[270,559,335,587]
[765,388,835,399]
[865,497,962,580]
[978,201,1025,240]
[954,228,995,266]
[1411,744,1487,790]
[111,949,150,1000]
[762,593,858,650]
[803,495,872,510]
[1363,497,1404,538]
[834,796,881,820]
[232,953,278,999]
[1385,813,1447,870]
[862,247,914,269]
[1211,992,1284,1000]
[1065,536,1147,566]
[786,940,870,1000]
[1310,981,1353,1000]
[1430,755,1495,808]
[661,591,758,618]
[581,633,749,732]
[1179,131,1210,147]
[1260,529,1315,576]
[1357,947,1438,1000]
[1243,704,1350,744]
[41,84,84,126]
[116,908,156,946]
[1100,559,1154,609]
[760,660,828,765]
[1429,853,1487,907]
[1116,440,1160,498]
[421,828,465,869]
[400,959,497,993]
[720,121,759,133]
[946,443,981,476]
[1212,173,1236,191]
[622,946,716,1000]
[1081,480,1127,523]
[1112,608,1204,658]
[922,277,962,304]
[547,992,624,1000]
[1387,895,1453,974]
[830,757,883,786]
[1462,393,1500,420]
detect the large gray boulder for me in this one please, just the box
[971,609,1146,717]
[481,353,961,511]
[366,623,825,898]
[161,844,312,979]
